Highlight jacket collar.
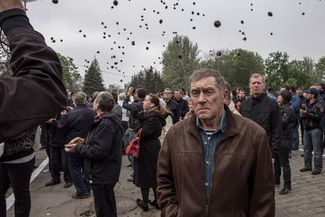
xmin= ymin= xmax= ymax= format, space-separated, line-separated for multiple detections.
xmin=186 ymin=105 xmax=240 ymax=142
xmin=252 ymin=92 xmax=266 ymax=102
xmin=195 ymin=109 xmax=227 ymax=134
xmin=94 ymin=112 xmax=108 ymax=123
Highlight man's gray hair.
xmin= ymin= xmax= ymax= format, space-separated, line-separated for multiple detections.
xmin=189 ymin=69 xmax=226 ymax=91
xmin=74 ymin=91 xmax=87 ymax=106
xmin=224 ymin=81 xmax=231 ymax=99
xmin=95 ymin=92 xmax=115 ymax=112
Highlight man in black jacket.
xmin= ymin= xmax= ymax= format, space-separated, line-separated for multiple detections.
xmin=276 ymin=90 xmax=296 ymax=194
xmin=163 ymin=88 xmax=180 ymax=124
xmin=59 ymin=92 xmax=96 ymax=198
xmin=240 ymin=73 xmax=281 ymax=184
xmin=45 ymin=109 xmax=72 ymax=188
xmin=65 ymin=92 xmax=123 ymax=217
xmin=299 ymin=88 xmax=324 ymax=175
xmin=123 ymin=87 xmax=145 ymax=179
xmin=174 ymin=89 xmax=189 ymax=120
xmin=123 ymin=87 xmax=146 ymax=134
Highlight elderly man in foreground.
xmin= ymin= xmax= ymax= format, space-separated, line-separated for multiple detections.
xmin=157 ymin=69 xmax=275 ymax=217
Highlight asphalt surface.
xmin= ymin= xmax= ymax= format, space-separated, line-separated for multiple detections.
xmin=5 ymin=148 xmax=325 ymax=217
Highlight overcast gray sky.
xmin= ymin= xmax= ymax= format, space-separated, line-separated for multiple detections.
xmin=25 ymin=0 xmax=325 ymax=86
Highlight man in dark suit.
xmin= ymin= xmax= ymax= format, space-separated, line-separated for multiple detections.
xmin=56 ymin=92 xmax=96 ymax=199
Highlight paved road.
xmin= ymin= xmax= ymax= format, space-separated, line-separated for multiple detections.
xmin=275 ymin=150 xmax=325 ymax=217
xmin=6 ymin=149 xmax=325 ymax=217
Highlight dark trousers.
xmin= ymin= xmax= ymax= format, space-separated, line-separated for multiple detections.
xmin=0 ymin=158 xmax=35 ymax=217
xmin=92 ymin=184 xmax=117 ymax=217
xmin=69 ymin=156 xmax=90 ymax=195
xmin=304 ymin=128 xmax=323 ymax=172
xmin=274 ymin=152 xmax=280 ymax=182
xmin=50 ymin=146 xmax=71 ymax=183
xmin=292 ymin=120 xmax=299 ymax=150
xmin=275 ymin=140 xmax=291 ymax=188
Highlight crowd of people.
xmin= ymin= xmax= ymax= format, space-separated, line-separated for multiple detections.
xmin=38 ymin=72 xmax=325 ymax=216
xmin=1 ymin=1 xmax=325 ymax=217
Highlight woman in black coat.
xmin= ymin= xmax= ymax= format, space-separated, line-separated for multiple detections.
xmin=134 ymin=94 xmax=168 ymax=211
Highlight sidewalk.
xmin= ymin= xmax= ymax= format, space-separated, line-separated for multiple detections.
xmin=6 ymin=149 xmax=325 ymax=217
xmin=6 ymin=151 xmax=160 ymax=217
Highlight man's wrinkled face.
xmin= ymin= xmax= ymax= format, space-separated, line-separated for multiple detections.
xmin=249 ymin=76 xmax=265 ymax=97
xmin=190 ymin=76 xmax=225 ymax=122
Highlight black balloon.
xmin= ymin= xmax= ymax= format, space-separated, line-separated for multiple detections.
xmin=113 ymin=0 xmax=118 ymax=6
xmin=52 ymin=0 xmax=58 ymax=4
xmin=268 ymin=11 xmax=273 ymax=17
xmin=214 ymin=20 xmax=221 ymax=28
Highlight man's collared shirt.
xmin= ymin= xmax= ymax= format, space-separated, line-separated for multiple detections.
xmin=196 ymin=109 xmax=227 ymax=204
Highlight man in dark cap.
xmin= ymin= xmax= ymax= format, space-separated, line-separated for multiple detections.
xmin=300 ymin=87 xmax=324 ymax=175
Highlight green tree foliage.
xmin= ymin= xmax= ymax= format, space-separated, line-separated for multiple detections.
xmin=315 ymin=57 xmax=325 ymax=82
xmin=162 ymin=35 xmax=200 ymax=89
xmin=265 ymin=52 xmax=291 ymax=90
xmin=57 ymin=53 xmax=83 ymax=93
xmin=129 ymin=66 xmax=164 ymax=93
xmin=83 ymin=58 xmax=105 ymax=96
xmin=200 ymin=49 xmax=264 ymax=89
xmin=266 ymin=52 xmax=320 ymax=90
xmin=287 ymin=60 xmax=315 ymax=89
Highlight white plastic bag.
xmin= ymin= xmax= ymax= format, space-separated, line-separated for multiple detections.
xmin=0 ymin=142 xmax=4 ymax=158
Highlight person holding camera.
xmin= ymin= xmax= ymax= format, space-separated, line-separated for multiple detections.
xmin=300 ymin=87 xmax=324 ymax=175
xmin=122 ymin=87 xmax=146 ymax=179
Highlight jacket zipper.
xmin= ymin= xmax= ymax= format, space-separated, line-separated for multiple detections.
xmin=205 ymin=136 xmax=211 ymax=217
xmin=206 ymin=139 xmax=223 ymax=217
xmin=205 ymin=205 xmax=209 ymax=216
